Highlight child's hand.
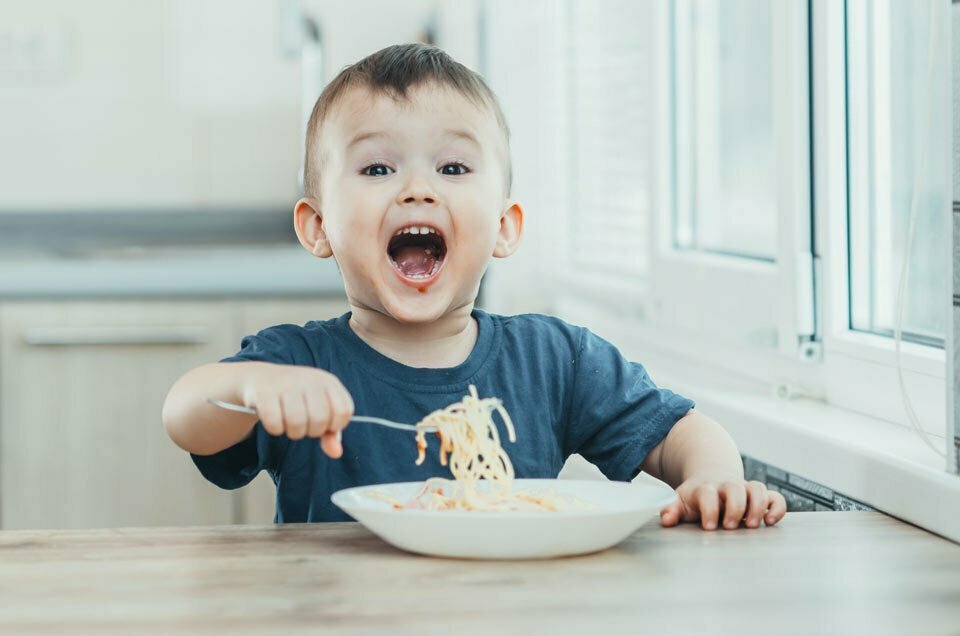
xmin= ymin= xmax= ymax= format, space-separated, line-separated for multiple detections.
xmin=242 ymin=363 xmax=354 ymax=458
xmin=659 ymin=477 xmax=787 ymax=530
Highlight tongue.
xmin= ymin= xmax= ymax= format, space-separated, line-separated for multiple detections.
xmin=394 ymin=246 xmax=438 ymax=277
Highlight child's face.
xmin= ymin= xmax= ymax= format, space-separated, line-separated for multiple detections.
xmin=301 ymin=83 xmax=520 ymax=324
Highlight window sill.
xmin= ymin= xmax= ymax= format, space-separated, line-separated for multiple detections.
xmin=554 ymin=298 xmax=957 ymax=541
xmin=650 ymin=363 xmax=960 ymax=543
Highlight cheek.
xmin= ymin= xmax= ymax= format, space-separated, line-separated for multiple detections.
xmin=452 ymin=218 xmax=500 ymax=262
xmin=333 ymin=229 xmax=382 ymax=269
xmin=474 ymin=201 xmax=507 ymax=245
xmin=326 ymin=197 xmax=382 ymax=252
xmin=448 ymin=187 xmax=502 ymax=233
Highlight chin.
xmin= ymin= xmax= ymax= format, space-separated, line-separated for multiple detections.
xmin=382 ymin=298 xmax=453 ymax=325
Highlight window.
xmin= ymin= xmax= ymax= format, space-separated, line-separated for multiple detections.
xmin=816 ymin=0 xmax=948 ymax=442
xmin=646 ymin=0 xmax=811 ymax=352
xmin=846 ymin=0 xmax=949 ymax=347
xmin=480 ymin=0 xmax=951 ymax=455
xmin=672 ymin=0 xmax=778 ymax=261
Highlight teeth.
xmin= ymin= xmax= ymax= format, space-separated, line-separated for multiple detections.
xmin=395 ymin=226 xmax=438 ymax=236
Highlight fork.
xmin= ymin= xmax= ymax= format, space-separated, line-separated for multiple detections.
xmin=206 ymin=398 xmax=436 ymax=433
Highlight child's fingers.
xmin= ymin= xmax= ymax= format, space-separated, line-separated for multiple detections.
xmin=257 ymin=397 xmax=285 ymax=436
xmin=320 ymin=430 xmax=343 ymax=459
xmin=743 ymin=481 xmax=769 ymax=528
xmin=668 ymin=480 xmax=786 ymax=531
xmin=719 ymin=482 xmax=747 ymax=530
xmin=659 ymin=498 xmax=684 ymax=527
xmin=764 ymin=490 xmax=788 ymax=526
xmin=695 ymin=484 xmax=720 ymax=530
xmin=303 ymin=389 xmax=330 ymax=439
xmin=280 ymin=392 xmax=308 ymax=440
xmin=325 ymin=383 xmax=354 ymax=433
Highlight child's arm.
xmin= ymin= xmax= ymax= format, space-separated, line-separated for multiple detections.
xmin=162 ymin=361 xmax=354 ymax=459
xmin=640 ymin=409 xmax=787 ymax=530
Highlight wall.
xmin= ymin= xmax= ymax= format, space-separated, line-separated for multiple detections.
xmin=301 ymin=0 xmax=477 ymax=76
xmin=0 ymin=0 xmax=469 ymax=213
xmin=0 ymin=0 xmax=302 ymax=210
xmin=475 ymin=0 xmax=571 ymax=316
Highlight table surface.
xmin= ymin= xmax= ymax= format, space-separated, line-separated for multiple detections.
xmin=1 ymin=512 xmax=958 ymax=636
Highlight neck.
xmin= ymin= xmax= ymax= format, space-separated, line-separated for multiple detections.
xmin=348 ymin=302 xmax=479 ymax=368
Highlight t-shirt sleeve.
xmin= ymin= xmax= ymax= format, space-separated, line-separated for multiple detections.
xmin=565 ymin=327 xmax=695 ymax=482
xmin=190 ymin=423 xmax=282 ymax=490
xmin=189 ymin=327 xmax=296 ymax=490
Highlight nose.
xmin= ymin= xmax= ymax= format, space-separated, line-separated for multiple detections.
xmin=396 ymin=172 xmax=437 ymax=206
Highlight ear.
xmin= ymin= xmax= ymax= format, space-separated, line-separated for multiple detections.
xmin=492 ymin=201 xmax=523 ymax=258
xmin=293 ymin=197 xmax=333 ymax=258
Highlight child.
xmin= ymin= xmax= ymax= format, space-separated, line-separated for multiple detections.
xmin=163 ymin=43 xmax=786 ymax=531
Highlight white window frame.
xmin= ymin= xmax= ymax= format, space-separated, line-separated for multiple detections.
xmin=646 ymin=0 xmax=949 ymax=444
xmin=565 ymin=0 xmax=948 ymax=446
xmin=557 ymin=0 xmax=815 ymax=395
xmin=815 ymin=0 xmax=946 ymax=440
xmin=496 ymin=0 xmax=950 ymax=456
xmin=636 ymin=0 xmax=815 ymax=369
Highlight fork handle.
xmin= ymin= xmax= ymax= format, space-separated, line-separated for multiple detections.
xmin=349 ymin=416 xmax=419 ymax=432
xmin=205 ymin=399 xmax=429 ymax=432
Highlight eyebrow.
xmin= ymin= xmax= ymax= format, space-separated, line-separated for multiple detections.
xmin=346 ymin=130 xmax=392 ymax=150
xmin=345 ymin=129 xmax=482 ymax=151
xmin=442 ymin=129 xmax=482 ymax=150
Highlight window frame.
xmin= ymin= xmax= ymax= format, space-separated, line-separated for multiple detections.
xmin=814 ymin=0 xmax=946 ymax=440
xmin=645 ymin=0 xmax=815 ymax=361
xmin=484 ymin=0 xmax=950 ymax=456
xmin=644 ymin=0 xmax=948 ymax=443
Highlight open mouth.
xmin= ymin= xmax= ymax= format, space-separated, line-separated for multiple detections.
xmin=387 ymin=225 xmax=447 ymax=281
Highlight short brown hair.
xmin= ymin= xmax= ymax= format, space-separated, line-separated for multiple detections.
xmin=302 ymin=43 xmax=512 ymax=199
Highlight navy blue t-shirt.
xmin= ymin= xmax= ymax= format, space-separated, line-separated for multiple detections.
xmin=191 ymin=310 xmax=694 ymax=522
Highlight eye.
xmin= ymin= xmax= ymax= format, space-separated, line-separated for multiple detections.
xmin=362 ymin=163 xmax=393 ymax=177
xmin=439 ymin=162 xmax=470 ymax=176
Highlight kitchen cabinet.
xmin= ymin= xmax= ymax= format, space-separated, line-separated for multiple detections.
xmin=0 ymin=297 xmax=349 ymax=530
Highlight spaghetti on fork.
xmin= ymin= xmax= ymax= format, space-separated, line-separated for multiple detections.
xmin=373 ymin=385 xmax=566 ymax=512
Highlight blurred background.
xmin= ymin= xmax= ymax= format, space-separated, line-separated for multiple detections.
xmin=0 ymin=0 xmax=954 ymax=531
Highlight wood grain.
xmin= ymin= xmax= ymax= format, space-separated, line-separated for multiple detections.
xmin=1 ymin=512 xmax=958 ymax=635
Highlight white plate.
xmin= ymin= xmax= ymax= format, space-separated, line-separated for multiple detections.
xmin=331 ymin=478 xmax=677 ymax=560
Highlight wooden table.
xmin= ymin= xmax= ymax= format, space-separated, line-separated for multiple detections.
xmin=1 ymin=512 xmax=957 ymax=635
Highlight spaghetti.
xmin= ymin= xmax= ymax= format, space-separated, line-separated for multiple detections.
xmin=373 ymin=385 xmax=568 ymax=512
